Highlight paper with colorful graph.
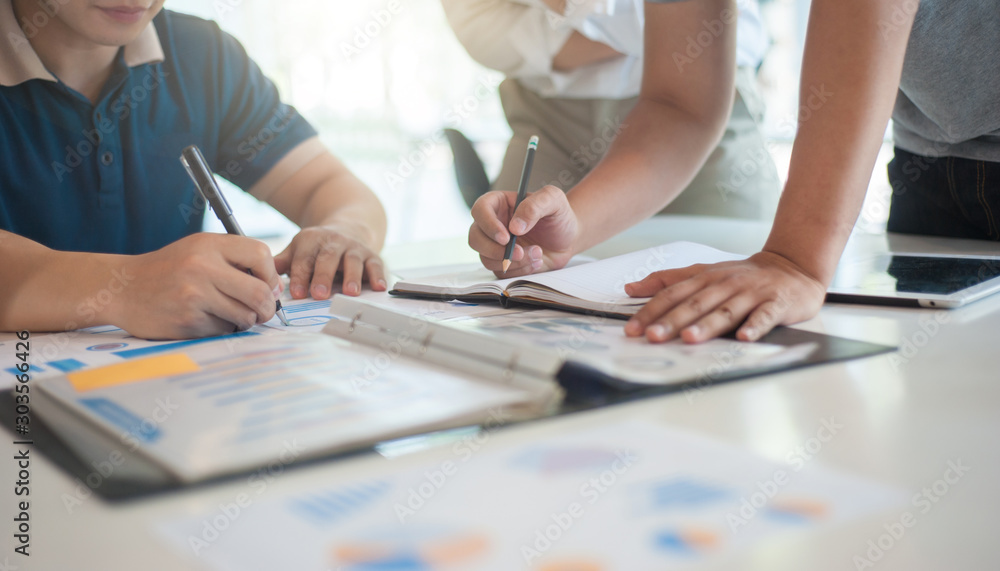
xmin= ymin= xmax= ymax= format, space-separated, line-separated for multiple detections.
xmin=156 ymin=421 xmax=905 ymax=570
xmin=0 ymin=292 xmax=508 ymax=390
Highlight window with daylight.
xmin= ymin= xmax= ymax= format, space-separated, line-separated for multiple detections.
xmin=164 ymin=0 xmax=893 ymax=243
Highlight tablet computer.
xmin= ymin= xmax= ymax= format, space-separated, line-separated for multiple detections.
xmin=826 ymin=253 xmax=1000 ymax=308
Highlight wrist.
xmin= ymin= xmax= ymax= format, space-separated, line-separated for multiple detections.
xmin=67 ymin=252 xmax=135 ymax=330
xmin=564 ymin=192 xmax=596 ymax=256
xmin=760 ymin=240 xmax=836 ymax=287
xmin=317 ymin=217 xmax=381 ymax=251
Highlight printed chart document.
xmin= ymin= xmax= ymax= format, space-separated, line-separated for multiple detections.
xmin=0 ymin=296 xmax=338 ymax=388
xmin=447 ymin=309 xmax=820 ymax=385
xmin=389 ymin=241 xmax=744 ymax=317
xmin=323 ymin=298 xmax=891 ymax=395
xmin=0 ymin=294 xmax=517 ymax=390
xmin=157 ymin=421 xmax=906 ymax=571
xmin=32 ymin=333 xmax=561 ymax=485
xmin=20 ymin=294 xmax=894 ymax=490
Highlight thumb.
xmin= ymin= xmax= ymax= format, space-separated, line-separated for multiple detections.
xmin=624 ymin=272 xmax=671 ymax=298
xmin=471 ymin=191 xmax=517 ymax=245
xmin=625 ymin=265 xmax=706 ymax=297
xmin=273 ymin=244 xmax=292 ymax=275
xmin=509 ymin=185 xmax=567 ymax=236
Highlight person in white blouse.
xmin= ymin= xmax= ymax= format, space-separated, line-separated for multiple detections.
xmin=441 ymin=0 xmax=778 ymax=219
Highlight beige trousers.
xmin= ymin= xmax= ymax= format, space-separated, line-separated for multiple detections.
xmin=493 ymin=67 xmax=781 ymax=220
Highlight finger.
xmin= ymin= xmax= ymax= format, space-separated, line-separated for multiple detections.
xmin=509 ymin=185 xmax=567 ymax=236
xmin=680 ymin=293 xmax=759 ymax=344
xmin=737 ymin=299 xmax=787 ymax=342
xmin=205 ymin=290 xmax=269 ymax=331
xmin=273 ymin=243 xmax=293 ymax=276
xmin=468 ymin=225 xmax=522 ymax=262
xmin=481 ymin=252 xmax=536 ymax=277
xmin=287 ymin=243 xmax=319 ymax=299
xmin=470 ymin=191 xmax=515 ymax=246
xmin=338 ymin=249 xmax=366 ymax=296
xmin=624 ymin=276 xmax=708 ymax=337
xmin=221 ymin=236 xmax=281 ymax=292
xmin=644 ymin=283 xmax=735 ymax=343
xmin=365 ymin=257 xmax=387 ymax=291
xmin=476 ymin=241 xmax=534 ymax=274
xmin=175 ymin=313 xmax=234 ymax=340
xmin=308 ymin=243 xmax=345 ymax=300
xmin=624 ymin=265 xmax=707 ymax=297
xmin=479 ymin=252 xmax=528 ymax=274
xmin=214 ymin=269 xmax=278 ymax=324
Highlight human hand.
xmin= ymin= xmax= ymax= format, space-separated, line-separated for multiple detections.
xmin=623 ymin=251 xmax=827 ymax=343
xmin=274 ymin=223 xmax=387 ymax=300
xmin=112 ymin=234 xmax=282 ymax=339
xmin=469 ymin=186 xmax=580 ymax=277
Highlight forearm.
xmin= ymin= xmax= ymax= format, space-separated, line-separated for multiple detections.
xmin=567 ymin=97 xmax=732 ymax=252
xmin=307 ymin=175 xmax=387 ymax=252
xmin=0 ymin=232 xmax=127 ymax=332
xmin=564 ymin=0 xmax=737 ymax=253
xmin=763 ymin=0 xmax=915 ymax=285
xmin=269 ymin=153 xmax=387 ymax=252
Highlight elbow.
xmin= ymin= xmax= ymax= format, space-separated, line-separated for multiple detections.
xmin=687 ymin=87 xmax=735 ymax=148
xmin=704 ymin=95 xmax=734 ymax=149
xmin=643 ymin=89 xmax=734 ymax=150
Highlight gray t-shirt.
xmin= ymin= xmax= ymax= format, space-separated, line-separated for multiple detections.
xmin=893 ymin=0 xmax=1000 ymax=161
xmin=647 ymin=0 xmax=1000 ymax=161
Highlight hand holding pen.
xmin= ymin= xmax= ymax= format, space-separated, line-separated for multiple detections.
xmin=181 ymin=145 xmax=291 ymax=327
xmin=467 ymin=136 xmax=581 ymax=277
xmin=502 ymin=136 xmax=539 ymax=273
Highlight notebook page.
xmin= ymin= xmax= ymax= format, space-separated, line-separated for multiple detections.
xmin=392 ymin=257 xmax=598 ymax=296
xmin=393 ymin=265 xmax=516 ymax=295
xmin=512 ymin=242 xmax=744 ymax=305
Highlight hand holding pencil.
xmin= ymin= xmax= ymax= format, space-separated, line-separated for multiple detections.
xmin=502 ymin=136 xmax=539 ymax=273
xmin=467 ymin=137 xmax=581 ymax=278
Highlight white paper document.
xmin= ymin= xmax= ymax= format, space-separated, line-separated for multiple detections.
xmin=35 ymin=333 xmax=543 ymax=483
xmin=0 ymin=297 xmax=338 ymax=389
xmin=157 ymin=421 xmax=905 ymax=570
xmin=448 ymin=310 xmax=816 ymax=385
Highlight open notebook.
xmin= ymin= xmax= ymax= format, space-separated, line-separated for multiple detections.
xmin=389 ymin=241 xmax=744 ymax=318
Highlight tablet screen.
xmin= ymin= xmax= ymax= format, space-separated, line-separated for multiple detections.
xmin=830 ymin=255 xmax=1000 ymax=296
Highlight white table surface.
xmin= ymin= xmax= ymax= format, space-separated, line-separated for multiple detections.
xmin=3 ymin=215 xmax=999 ymax=570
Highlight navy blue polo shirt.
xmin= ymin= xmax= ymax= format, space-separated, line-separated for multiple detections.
xmin=0 ymin=10 xmax=317 ymax=255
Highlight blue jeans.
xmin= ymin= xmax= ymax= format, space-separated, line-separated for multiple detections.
xmin=887 ymin=147 xmax=1000 ymax=240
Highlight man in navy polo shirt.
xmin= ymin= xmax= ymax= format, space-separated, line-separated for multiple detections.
xmin=0 ymin=0 xmax=388 ymax=339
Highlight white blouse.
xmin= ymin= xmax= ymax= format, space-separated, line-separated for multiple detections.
xmin=441 ymin=0 xmax=768 ymax=99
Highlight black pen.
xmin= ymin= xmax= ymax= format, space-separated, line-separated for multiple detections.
xmin=180 ymin=145 xmax=290 ymax=327
xmin=502 ymin=135 xmax=539 ymax=274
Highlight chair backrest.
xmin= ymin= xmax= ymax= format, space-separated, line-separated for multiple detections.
xmin=443 ymin=128 xmax=491 ymax=209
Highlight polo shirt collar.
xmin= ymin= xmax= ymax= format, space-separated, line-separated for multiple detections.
xmin=0 ymin=0 xmax=165 ymax=87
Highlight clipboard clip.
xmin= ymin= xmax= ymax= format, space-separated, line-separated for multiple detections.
xmin=347 ymin=311 xmax=363 ymax=334
xmin=419 ymin=332 xmax=435 ymax=355
xmin=503 ymin=352 xmax=520 ymax=382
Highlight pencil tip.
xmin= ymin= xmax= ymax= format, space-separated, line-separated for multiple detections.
xmin=501 ymin=260 xmax=511 ymax=274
